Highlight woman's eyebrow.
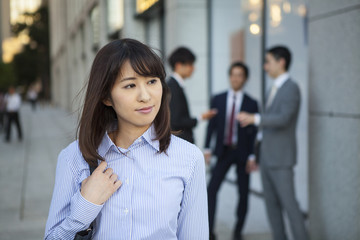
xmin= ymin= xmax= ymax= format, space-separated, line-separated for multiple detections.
xmin=120 ymin=77 xmax=137 ymax=82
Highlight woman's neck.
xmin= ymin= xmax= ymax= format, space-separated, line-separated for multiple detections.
xmin=111 ymin=124 xmax=150 ymax=149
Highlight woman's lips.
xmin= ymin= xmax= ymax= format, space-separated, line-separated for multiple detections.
xmin=136 ymin=106 xmax=153 ymax=114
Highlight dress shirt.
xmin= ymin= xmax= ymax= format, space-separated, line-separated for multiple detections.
xmin=224 ymin=89 xmax=243 ymax=145
xmin=254 ymin=72 xmax=290 ymax=126
xmin=204 ymin=89 xmax=255 ymax=161
xmin=45 ymin=125 xmax=209 ymax=240
xmin=172 ymin=72 xmax=185 ymax=88
xmin=6 ymin=93 xmax=21 ymax=112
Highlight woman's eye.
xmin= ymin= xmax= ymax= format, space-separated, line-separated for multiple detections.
xmin=124 ymin=84 xmax=136 ymax=89
xmin=148 ymin=79 xmax=157 ymax=85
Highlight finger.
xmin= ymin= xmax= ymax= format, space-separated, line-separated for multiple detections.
xmin=96 ymin=161 xmax=108 ymax=172
xmin=110 ymin=173 xmax=118 ymax=182
xmin=104 ymin=168 xmax=113 ymax=176
xmin=114 ymin=180 xmax=122 ymax=190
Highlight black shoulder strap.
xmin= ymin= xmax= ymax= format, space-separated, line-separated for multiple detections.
xmin=88 ymin=162 xmax=98 ymax=231
xmin=89 ymin=165 xmax=97 ymax=175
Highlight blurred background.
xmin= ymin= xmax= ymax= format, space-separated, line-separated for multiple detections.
xmin=0 ymin=0 xmax=359 ymax=239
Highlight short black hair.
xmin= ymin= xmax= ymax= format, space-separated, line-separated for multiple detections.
xmin=228 ymin=61 xmax=249 ymax=79
xmin=168 ymin=47 xmax=196 ymax=70
xmin=267 ymin=46 xmax=292 ymax=71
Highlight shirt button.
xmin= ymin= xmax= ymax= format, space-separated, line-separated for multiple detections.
xmin=125 ymin=178 xmax=129 ymax=184
xmin=124 ymin=208 xmax=129 ymax=214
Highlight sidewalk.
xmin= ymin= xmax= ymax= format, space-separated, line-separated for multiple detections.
xmin=0 ymin=104 xmax=77 ymax=240
xmin=0 ymin=103 xmax=272 ymax=240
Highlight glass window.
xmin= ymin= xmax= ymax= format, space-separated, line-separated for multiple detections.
xmin=90 ymin=5 xmax=100 ymax=49
xmin=107 ymin=0 xmax=124 ymax=34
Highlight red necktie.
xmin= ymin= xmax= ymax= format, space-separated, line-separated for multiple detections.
xmin=227 ymin=96 xmax=236 ymax=146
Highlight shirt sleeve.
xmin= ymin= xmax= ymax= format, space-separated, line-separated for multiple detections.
xmin=254 ymin=113 xmax=261 ymax=126
xmin=44 ymin=148 xmax=103 ymax=240
xmin=177 ymin=148 xmax=209 ymax=240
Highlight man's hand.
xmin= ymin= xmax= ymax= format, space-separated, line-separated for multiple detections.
xmin=237 ymin=112 xmax=255 ymax=127
xmin=81 ymin=161 xmax=122 ymax=205
xmin=204 ymin=151 xmax=212 ymax=165
xmin=246 ymin=160 xmax=258 ymax=173
xmin=201 ymin=109 xmax=218 ymax=120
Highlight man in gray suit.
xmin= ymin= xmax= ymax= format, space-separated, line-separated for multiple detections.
xmin=238 ymin=46 xmax=308 ymax=240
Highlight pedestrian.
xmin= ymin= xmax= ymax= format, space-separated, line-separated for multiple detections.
xmin=0 ymin=91 xmax=6 ymax=132
xmin=27 ymin=86 xmax=38 ymax=111
xmin=45 ymin=38 xmax=209 ymax=240
xmin=238 ymin=46 xmax=309 ymax=240
xmin=167 ymin=47 xmax=217 ymax=144
xmin=205 ymin=62 xmax=259 ymax=240
xmin=4 ymin=86 xmax=23 ymax=142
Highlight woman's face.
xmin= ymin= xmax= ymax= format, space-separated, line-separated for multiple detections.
xmin=104 ymin=61 xmax=163 ymax=132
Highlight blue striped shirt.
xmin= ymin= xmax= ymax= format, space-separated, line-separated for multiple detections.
xmin=45 ymin=125 xmax=209 ymax=239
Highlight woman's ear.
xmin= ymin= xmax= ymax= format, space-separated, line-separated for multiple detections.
xmin=103 ymin=98 xmax=112 ymax=107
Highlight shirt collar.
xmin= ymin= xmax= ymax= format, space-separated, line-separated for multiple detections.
xmin=273 ymin=72 xmax=290 ymax=88
xmin=97 ymin=124 xmax=160 ymax=158
xmin=172 ymin=72 xmax=185 ymax=88
xmin=97 ymin=132 xmax=115 ymax=158
xmin=228 ymin=89 xmax=243 ymax=99
xmin=141 ymin=125 xmax=160 ymax=152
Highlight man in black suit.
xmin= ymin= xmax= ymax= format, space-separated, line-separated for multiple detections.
xmin=167 ymin=47 xmax=217 ymax=143
xmin=205 ymin=62 xmax=258 ymax=240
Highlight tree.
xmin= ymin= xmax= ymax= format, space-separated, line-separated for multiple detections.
xmin=12 ymin=5 xmax=50 ymax=99
xmin=0 ymin=61 xmax=16 ymax=92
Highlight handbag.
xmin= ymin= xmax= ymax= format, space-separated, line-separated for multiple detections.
xmin=74 ymin=164 xmax=97 ymax=240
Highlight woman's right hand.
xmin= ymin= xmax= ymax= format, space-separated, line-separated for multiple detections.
xmin=80 ymin=161 xmax=122 ymax=205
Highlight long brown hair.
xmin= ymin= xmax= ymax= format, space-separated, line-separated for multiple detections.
xmin=77 ymin=38 xmax=171 ymax=166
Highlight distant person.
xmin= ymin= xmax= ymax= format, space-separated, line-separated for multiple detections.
xmin=4 ymin=86 xmax=23 ymax=142
xmin=238 ymin=46 xmax=309 ymax=240
xmin=27 ymin=87 xmax=38 ymax=111
xmin=167 ymin=47 xmax=217 ymax=144
xmin=205 ymin=62 xmax=258 ymax=240
xmin=0 ymin=91 xmax=6 ymax=132
xmin=45 ymin=39 xmax=209 ymax=239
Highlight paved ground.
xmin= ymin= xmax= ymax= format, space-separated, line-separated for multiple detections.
xmin=0 ymin=103 xmax=273 ymax=240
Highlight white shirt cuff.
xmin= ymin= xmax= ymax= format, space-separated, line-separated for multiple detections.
xmin=248 ymin=154 xmax=256 ymax=161
xmin=254 ymin=114 xmax=261 ymax=126
xmin=203 ymin=148 xmax=212 ymax=154
xmin=70 ymin=190 xmax=103 ymax=225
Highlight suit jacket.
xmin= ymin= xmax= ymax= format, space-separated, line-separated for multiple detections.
xmin=167 ymin=77 xmax=197 ymax=143
xmin=205 ymin=91 xmax=258 ymax=161
xmin=260 ymin=79 xmax=300 ymax=168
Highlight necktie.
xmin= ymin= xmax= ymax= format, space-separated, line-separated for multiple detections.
xmin=266 ymin=84 xmax=277 ymax=109
xmin=227 ymin=96 xmax=236 ymax=146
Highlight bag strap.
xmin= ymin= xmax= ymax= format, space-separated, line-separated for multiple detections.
xmin=87 ymin=163 xmax=98 ymax=231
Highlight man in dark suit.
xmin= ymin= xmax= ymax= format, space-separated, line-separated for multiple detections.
xmin=167 ymin=47 xmax=217 ymax=143
xmin=205 ymin=62 xmax=258 ymax=240
xmin=238 ymin=46 xmax=309 ymax=240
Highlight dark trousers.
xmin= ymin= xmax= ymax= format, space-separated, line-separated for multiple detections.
xmin=0 ymin=111 xmax=4 ymax=130
xmin=5 ymin=111 xmax=22 ymax=141
xmin=207 ymin=147 xmax=250 ymax=234
xmin=29 ymin=99 xmax=37 ymax=111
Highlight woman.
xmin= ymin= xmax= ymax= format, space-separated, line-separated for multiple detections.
xmin=45 ymin=39 xmax=208 ymax=239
